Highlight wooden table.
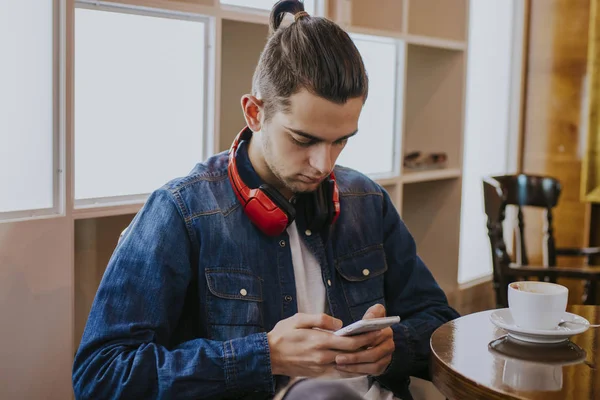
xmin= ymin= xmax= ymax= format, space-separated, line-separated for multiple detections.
xmin=431 ymin=305 xmax=599 ymax=399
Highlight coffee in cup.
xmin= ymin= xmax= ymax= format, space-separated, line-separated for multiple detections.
xmin=508 ymin=281 xmax=568 ymax=330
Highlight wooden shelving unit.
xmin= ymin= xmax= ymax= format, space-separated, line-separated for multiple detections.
xmin=0 ymin=0 xmax=471 ymax=397
xmin=402 ymin=168 xmax=462 ymax=184
xmin=72 ymin=0 xmax=470 ymax=369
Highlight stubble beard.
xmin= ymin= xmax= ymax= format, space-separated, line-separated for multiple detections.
xmin=261 ymin=132 xmax=310 ymax=195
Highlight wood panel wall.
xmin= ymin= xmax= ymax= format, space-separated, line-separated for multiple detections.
xmin=521 ymin=0 xmax=592 ymax=303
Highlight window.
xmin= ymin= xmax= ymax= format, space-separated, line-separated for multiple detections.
xmin=220 ymin=0 xmax=316 ymax=15
xmin=0 ymin=0 xmax=56 ymax=215
xmin=74 ymin=6 xmax=209 ymax=204
xmin=458 ymin=0 xmax=517 ymax=284
xmin=336 ymin=34 xmax=401 ymax=177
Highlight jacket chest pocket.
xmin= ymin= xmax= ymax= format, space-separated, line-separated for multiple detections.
xmin=335 ymin=245 xmax=388 ymax=321
xmin=205 ymin=269 xmax=264 ymax=340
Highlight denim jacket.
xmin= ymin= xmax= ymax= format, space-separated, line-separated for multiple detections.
xmin=72 ymin=136 xmax=459 ymax=400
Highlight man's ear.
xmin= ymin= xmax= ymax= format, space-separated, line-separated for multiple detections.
xmin=241 ymin=95 xmax=264 ymax=132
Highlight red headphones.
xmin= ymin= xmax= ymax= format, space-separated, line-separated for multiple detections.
xmin=228 ymin=127 xmax=340 ymax=236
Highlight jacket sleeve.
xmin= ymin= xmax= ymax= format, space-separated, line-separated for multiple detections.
xmin=72 ymin=189 xmax=274 ymax=399
xmin=374 ymin=190 xmax=460 ymax=391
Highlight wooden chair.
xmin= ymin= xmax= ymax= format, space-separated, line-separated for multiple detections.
xmin=483 ymin=174 xmax=600 ymax=307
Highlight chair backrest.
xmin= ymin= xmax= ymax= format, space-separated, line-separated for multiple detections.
xmin=482 ymin=177 xmax=512 ymax=307
xmin=491 ymin=174 xmax=562 ymax=266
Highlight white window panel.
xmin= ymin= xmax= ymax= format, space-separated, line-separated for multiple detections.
xmin=220 ymin=0 xmax=315 ymax=14
xmin=336 ymin=35 xmax=400 ymax=177
xmin=0 ymin=1 xmax=54 ymax=213
xmin=458 ymin=0 xmax=516 ymax=284
xmin=74 ymin=7 xmax=207 ymax=202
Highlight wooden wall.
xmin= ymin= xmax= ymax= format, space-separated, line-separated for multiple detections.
xmin=521 ymin=0 xmax=592 ymax=302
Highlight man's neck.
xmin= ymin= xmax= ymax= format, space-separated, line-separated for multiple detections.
xmin=247 ymin=134 xmax=294 ymax=199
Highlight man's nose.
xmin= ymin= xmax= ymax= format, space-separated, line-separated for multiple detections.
xmin=309 ymin=144 xmax=333 ymax=175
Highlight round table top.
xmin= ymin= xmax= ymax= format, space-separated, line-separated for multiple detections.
xmin=431 ymin=305 xmax=599 ymax=400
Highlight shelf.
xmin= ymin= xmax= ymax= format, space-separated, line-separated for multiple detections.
xmin=402 ymin=168 xmax=462 ymax=184
xmin=407 ymin=0 xmax=467 ymax=42
xmin=404 ymin=44 xmax=466 ymax=171
xmin=219 ymin=5 xmax=269 ymax=25
xmin=177 ymin=0 xmax=214 ymax=5
xmin=375 ymin=176 xmax=401 ymax=187
xmin=346 ymin=26 xmax=402 ymax=40
xmin=405 ymin=34 xmax=466 ymax=51
xmin=73 ymin=203 xmax=143 ymax=220
xmin=342 ymin=29 xmax=467 ymax=52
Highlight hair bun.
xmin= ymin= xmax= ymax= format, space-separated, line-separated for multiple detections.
xmin=270 ymin=0 xmax=306 ymax=33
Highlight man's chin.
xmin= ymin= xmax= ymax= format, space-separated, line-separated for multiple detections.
xmin=287 ymin=180 xmax=322 ymax=194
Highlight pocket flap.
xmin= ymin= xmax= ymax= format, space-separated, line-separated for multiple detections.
xmin=205 ymin=269 xmax=263 ymax=302
xmin=335 ymin=245 xmax=388 ymax=281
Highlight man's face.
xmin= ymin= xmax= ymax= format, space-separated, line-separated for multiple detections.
xmin=260 ymin=90 xmax=363 ymax=194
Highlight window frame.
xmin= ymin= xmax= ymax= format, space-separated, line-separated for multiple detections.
xmin=342 ymin=32 xmax=404 ymax=180
xmin=73 ymin=0 xmax=216 ymax=210
xmin=219 ymin=0 xmax=318 ymax=16
xmin=0 ymin=0 xmax=66 ymax=223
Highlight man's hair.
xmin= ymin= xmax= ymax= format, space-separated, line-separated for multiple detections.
xmin=252 ymin=0 xmax=369 ymax=120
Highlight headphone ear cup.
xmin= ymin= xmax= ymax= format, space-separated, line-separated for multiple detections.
xmin=304 ymin=181 xmax=331 ymax=232
xmin=259 ymin=184 xmax=296 ymax=222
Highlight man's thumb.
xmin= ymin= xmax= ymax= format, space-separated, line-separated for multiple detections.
xmin=363 ymin=304 xmax=386 ymax=320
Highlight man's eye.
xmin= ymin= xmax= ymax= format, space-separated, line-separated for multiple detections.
xmin=334 ymin=138 xmax=349 ymax=146
xmin=292 ymin=137 xmax=313 ymax=147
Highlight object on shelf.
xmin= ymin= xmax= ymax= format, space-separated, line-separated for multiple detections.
xmin=403 ymin=151 xmax=448 ymax=171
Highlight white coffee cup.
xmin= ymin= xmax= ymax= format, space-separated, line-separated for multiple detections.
xmin=508 ymin=281 xmax=568 ymax=330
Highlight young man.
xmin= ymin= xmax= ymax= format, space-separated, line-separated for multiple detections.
xmin=72 ymin=1 xmax=459 ymax=399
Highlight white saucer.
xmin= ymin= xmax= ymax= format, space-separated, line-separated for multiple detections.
xmin=489 ymin=309 xmax=590 ymax=344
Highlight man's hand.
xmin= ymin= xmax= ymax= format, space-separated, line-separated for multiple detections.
xmin=334 ymin=304 xmax=395 ymax=376
xmin=267 ymin=313 xmax=382 ymax=378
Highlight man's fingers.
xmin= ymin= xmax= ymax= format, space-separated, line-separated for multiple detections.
xmin=334 ymin=339 xmax=394 ymax=365
xmin=292 ymin=313 xmax=343 ymax=331
xmin=368 ymin=327 xmax=393 ymax=348
xmin=310 ymin=350 xmax=340 ymax=366
xmin=335 ymin=355 xmax=393 ymax=376
xmin=362 ymin=304 xmax=386 ymax=320
xmin=323 ymin=330 xmax=382 ymax=351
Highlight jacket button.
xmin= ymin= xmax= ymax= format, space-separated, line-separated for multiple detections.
xmin=240 ymin=289 xmax=248 ymax=296
xmin=284 ymin=295 xmax=293 ymax=302
xmin=362 ymin=269 xmax=370 ymax=277
xmin=279 ymin=240 xmax=286 ymax=247
xmin=305 ymin=230 xmax=312 ymax=236
xmin=327 ymin=280 xmax=332 ymax=287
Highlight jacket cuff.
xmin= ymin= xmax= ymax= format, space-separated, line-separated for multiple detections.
xmin=223 ymin=332 xmax=275 ymax=394
xmin=375 ymin=323 xmax=417 ymax=388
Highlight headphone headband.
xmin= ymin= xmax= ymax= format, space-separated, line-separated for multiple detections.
xmin=228 ymin=127 xmax=340 ymax=236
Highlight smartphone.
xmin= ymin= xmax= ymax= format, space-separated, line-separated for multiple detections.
xmin=334 ymin=316 xmax=400 ymax=336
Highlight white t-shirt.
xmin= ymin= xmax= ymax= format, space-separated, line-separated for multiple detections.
xmin=286 ymin=222 xmax=397 ymax=400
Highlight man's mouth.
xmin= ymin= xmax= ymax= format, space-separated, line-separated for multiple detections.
xmin=299 ymin=175 xmax=324 ymax=184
